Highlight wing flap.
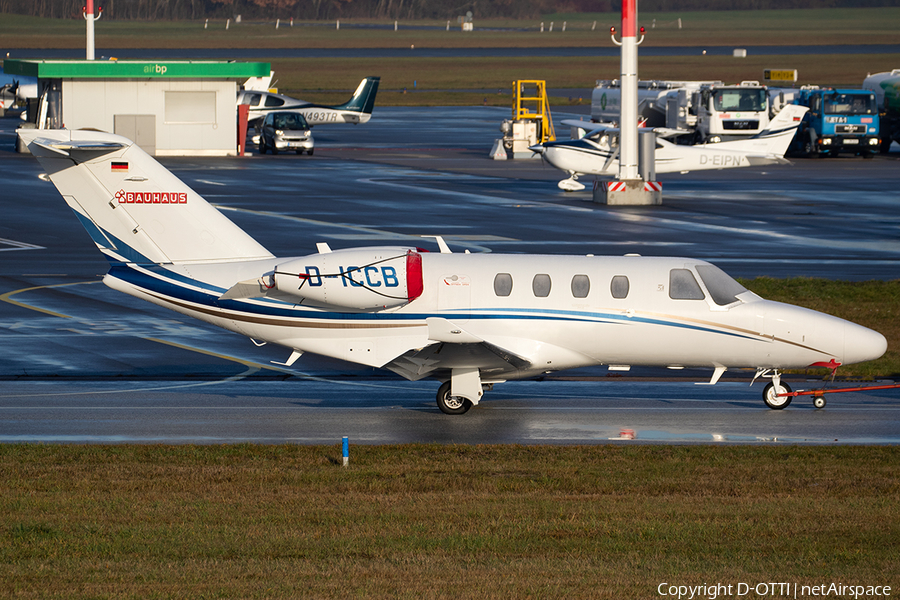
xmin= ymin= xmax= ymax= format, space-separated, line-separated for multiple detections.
xmin=385 ymin=318 xmax=532 ymax=381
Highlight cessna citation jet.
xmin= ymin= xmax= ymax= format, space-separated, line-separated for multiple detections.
xmin=237 ymin=77 xmax=379 ymax=126
xmin=20 ymin=129 xmax=886 ymax=414
xmin=532 ymin=104 xmax=808 ymax=191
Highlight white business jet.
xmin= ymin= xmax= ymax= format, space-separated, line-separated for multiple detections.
xmin=532 ymin=104 xmax=808 ymax=191
xmin=20 ymin=129 xmax=886 ymax=413
xmin=237 ymin=77 xmax=380 ymax=126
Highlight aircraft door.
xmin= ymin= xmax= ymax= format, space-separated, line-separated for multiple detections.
xmin=438 ymin=273 xmax=471 ymax=324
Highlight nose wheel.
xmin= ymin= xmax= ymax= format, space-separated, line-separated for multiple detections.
xmin=763 ymin=381 xmax=793 ymax=410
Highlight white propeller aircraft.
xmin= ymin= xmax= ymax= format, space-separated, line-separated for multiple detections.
xmin=0 ymin=67 xmax=38 ymax=116
xmin=532 ymin=104 xmax=808 ymax=191
xmin=20 ymin=129 xmax=886 ymax=414
xmin=237 ymin=77 xmax=380 ymax=126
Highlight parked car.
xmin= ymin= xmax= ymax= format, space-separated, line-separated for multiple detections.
xmin=259 ymin=111 xmax=314 ymax=155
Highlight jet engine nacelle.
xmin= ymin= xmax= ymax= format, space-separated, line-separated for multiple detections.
xmin=273 ymin=247 xmax=424 ymax=310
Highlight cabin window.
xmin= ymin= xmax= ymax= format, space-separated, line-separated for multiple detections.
xmin=696 ymin=264 xmax=748 ymax=306
xmin=264 ymin=95 xmax=285 ymax=107
xmin=571 ymin=274 xmax=590 ymax=298
xmin=669 ymin=269 xmax=705 ymax=300
xmin=493 ymin=273 xmax=513 ymax=297
xmin=242 ymin=93 xmax=262 ymax=107
xmin=532 ymin=274 xmax=551 ymax=297
xmin=610 ymin=275 xmax=629 ymax=299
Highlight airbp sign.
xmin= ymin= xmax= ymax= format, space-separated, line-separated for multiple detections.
xmin=1 ymin=59 xmax=271 ymax=80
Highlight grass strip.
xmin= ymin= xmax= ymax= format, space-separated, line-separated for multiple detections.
xmin=2 ymin=9 xmax=900 ymax=48
xmin=264 ymin=52 xmax=900 ymax=105
xmin=2 ymin=444 xmax=898 ymax=598
xmin=3 ymin=9 xmax=900 ymax=98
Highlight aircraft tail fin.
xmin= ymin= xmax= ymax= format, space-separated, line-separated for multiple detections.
xmin=19 ymin=129 xmax=274 ymax=266
xmin=334 ymin=77 xmax=380 ymax=114
xmin=710 ymin=104 xmax=808 ymax=157
xmin=757 ymin=104 xmax=809 ymax=139
xmin=242 ymin=70 xmax=275 ymax=92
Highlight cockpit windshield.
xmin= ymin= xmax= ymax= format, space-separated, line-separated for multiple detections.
xmin=273 ymin=113 xmax=309 ymax=130
xmin=713 ymin=89 xmax=767 ymax=112
xmin=695 ymin=264 xmax=748 ymax=306
xmin=823 ymin=93 xmax=876 ymax=115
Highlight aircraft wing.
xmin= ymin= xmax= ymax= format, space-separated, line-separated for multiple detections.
xmin=559 ymin=119 xmax=689 ymax=140
xmin=384 ymin=317 xmax=532 ymax=381
xmin=561 ymin=118 xmax=605 ymax=129
xmin=652 ymin=127 xmax=694 ymax=139
xmin=560 ymin=119 xmax=614 ymax=137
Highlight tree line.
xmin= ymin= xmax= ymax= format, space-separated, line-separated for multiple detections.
xmin=1 ymin=0 xmax=897 ymax=21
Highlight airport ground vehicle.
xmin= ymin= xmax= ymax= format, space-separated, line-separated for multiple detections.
xmin=787 ymin=87 xmax=879 ymax=157
xmin=863 ymin=69 xmax=900 ymax=153
xmin=591 ymin=80 xmax=770 ymax=144
xmin=258 ymin=111 xmax=314 ymax=155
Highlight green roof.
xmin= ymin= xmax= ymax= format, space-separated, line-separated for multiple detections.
xmin=2 ymin=59 xmax=270 ymax=79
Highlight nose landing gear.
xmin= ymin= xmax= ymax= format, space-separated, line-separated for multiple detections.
xmin=763 ymin=380 xmax=793 ymax=410
xmin=755 ymin=368 xmax=793 ymax=410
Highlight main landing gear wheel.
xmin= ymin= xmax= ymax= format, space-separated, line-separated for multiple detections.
xmin=436 ymin=381 xmax=473 ymax=415
xmin=763 ymin=381 xmax=793 ymax=410
xmin=813 ymin=395 xmax=827 ymax=409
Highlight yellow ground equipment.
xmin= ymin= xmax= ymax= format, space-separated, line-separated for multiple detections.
xmin=493 ymin=80 xmax=556 ymax=159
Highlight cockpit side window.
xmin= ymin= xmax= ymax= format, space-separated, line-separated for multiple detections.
xmin=695 ymin=264 xmax=748 ymax=306
xmin=669 ymin=269 xmax=705 ymax=300
xmin=264 ymin=95 xmax=285 ymax=107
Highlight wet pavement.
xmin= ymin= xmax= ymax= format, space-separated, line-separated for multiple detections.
xmin=1 ymin=107 xmax=899 ymax=444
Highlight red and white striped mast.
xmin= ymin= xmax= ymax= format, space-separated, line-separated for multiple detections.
xmin=83 ymin=1 xmax=102 ymax=60
xmin=605 ymin=0 xmax=659 ymax=205
xmin=613 ymin=0 xmax=642 ymax=181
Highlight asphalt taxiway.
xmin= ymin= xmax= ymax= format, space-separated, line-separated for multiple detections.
xmin=1 ymin=108 xmax=899 ymax=444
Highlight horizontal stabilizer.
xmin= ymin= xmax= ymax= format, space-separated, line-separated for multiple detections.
xmin=32 ymin=139 xmax=126 ymax=157
xmin=745 ymin=155 xmax=791 ymax=166
xmin=20 ymin=129 xmax=274 ymax=265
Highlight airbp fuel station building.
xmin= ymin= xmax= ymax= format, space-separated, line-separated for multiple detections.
xmin=4 ymin=59 xmax=270 ymax=156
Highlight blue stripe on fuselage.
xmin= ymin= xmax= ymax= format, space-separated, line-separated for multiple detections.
xmin=106 ymin=264 xmax=756 ymax=341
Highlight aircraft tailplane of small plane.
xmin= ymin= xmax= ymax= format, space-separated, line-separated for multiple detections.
xmin=20 ymin=129 xmax=886 ymax=413
xmin=533 ymin=104 xmax=809 ymax=191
